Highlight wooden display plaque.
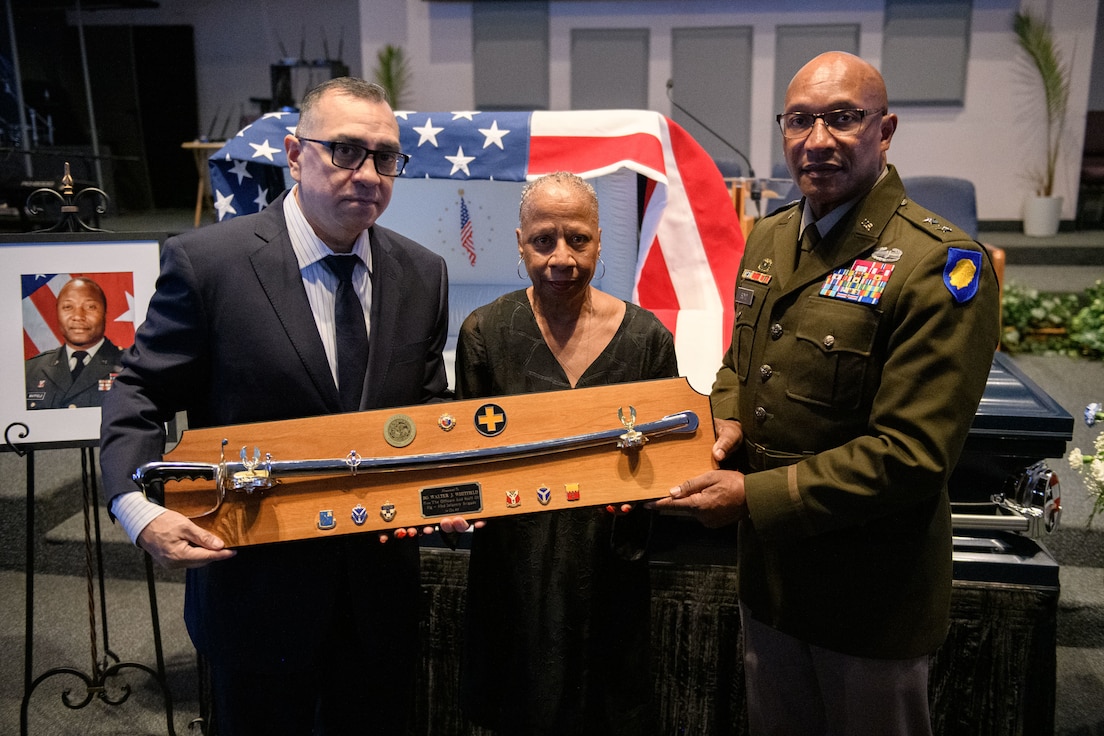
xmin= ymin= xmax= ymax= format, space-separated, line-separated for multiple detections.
xmin=137 ymin=377 xmax=716 ymax=547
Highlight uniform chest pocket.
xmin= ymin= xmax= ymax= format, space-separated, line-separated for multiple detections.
xmin=733 ymin=283 xmax=769 ymax=383
xmin=789 ymin=298 xmax=881 ymax=410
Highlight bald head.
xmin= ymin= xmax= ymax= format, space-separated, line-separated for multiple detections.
xmin=787 ymin=52 xmax=888 ymax=112
xmin=56 ymin=277 xmax=107 ymax=350
xmin=781 ymin=51 xmax=898 ymax=218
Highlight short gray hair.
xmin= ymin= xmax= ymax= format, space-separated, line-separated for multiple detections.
xmin=519 ymin=171 xmax=599 ymax=224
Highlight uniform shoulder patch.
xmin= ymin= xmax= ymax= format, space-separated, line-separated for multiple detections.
xmin=943 ymin=247 xmax=982 ymax=303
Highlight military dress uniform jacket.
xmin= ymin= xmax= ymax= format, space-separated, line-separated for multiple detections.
xmin=712 ymin=166 xmax=1000 ymax=659
xmin=25 ymin=338 xmax=124 ymax=409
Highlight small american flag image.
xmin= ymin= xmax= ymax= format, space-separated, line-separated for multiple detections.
xmin=459 ymin=190 xmax=477 ymax=266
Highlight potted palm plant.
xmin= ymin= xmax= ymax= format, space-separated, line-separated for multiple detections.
xmin=373 ymin=44 xmax=412 ymax=109
xmin=1013 ymin=10 xmax=1072 ymax=237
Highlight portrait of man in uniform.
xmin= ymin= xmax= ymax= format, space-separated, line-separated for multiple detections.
xmin=24 ymin=273 xmax=131 ymax=410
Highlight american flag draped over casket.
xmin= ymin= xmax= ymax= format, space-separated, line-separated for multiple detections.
xmin=208 ymin=109 xmax=744 ymax=382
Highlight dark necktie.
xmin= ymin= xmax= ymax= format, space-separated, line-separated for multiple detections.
xmin=800 ymin=224 xmax=821 ymax=252
xmin=323 ymin=255 xmax=368 ymax=411
xmin=70 ymin=350 xmax=88 ymax=381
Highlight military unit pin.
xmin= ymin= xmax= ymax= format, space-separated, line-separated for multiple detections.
xmin=474 ymin=403 xmax=507 ymax=437
xmin=351 ymin=504 xmax=368 ymax=526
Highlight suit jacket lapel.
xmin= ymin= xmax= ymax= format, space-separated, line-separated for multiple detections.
xmin=363 ymin=227 xmax=400 ymax=408
xmin=248 ymin=200 xmax=343 ymax=412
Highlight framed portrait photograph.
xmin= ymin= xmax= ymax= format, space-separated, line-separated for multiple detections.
xmin=0 ymin=232 xmax=163 ymax=449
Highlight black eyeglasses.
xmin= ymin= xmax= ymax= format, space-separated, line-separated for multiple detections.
xmin=297 ymin=137 xmax=410 ymax=176
xmin=776 ymin=108 xmax=887 ymax=139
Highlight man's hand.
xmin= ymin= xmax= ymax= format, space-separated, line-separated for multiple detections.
xmin=137 ymin=509 xmax=236 ymax=569
xmin=651 ymin=470 xmax=749 ymax=528
xmin=712 ymin=418 xmax=744 ymax=463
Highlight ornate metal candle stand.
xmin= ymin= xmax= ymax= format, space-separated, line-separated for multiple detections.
xmin=24 ymin=161 xmax=109 ymax=233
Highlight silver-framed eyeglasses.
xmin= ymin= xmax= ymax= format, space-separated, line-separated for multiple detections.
xmin=776 ymin=108 xmax=887 ymax=139
xmin=297 ymin=136 xmax=410 ymax=176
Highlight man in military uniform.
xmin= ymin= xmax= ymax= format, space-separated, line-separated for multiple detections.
xmin=657 ymin=52 xmax=1000 ymax=735
xmin=25 ymin=276 xmax=123 ymax=409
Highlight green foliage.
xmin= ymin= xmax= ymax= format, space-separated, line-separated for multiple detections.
xmin=1013 ymin=11 xmax=1072 ymax=197
xmin=1069 ymin=281 xmax=1104 ymax=357
xmin=373 ymin=45 xmax=412 ymax=108
xmin=1001 ymin=280 xmax=1104 ymax=358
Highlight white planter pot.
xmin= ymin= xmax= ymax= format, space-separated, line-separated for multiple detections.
xmin=1023 ymin=195 xmax=1063 ymax=237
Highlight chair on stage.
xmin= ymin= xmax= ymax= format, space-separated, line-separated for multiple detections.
xmin=902 ymin=175 xmax=1005 ymax=296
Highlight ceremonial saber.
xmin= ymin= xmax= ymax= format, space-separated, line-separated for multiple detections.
xmin=134 ymin=410 xmax=700 ymax=516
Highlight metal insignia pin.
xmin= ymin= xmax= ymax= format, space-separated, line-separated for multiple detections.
xmin=351 ymin=504 xmax=368 ymax=526
xmin=566 ymin=483 xmax=581 ymax=502
xmin=506 ymin=490 xmax=521 ymax=508
xmin=380 ymin=501 xmax=396 ymax=523
xmin=475 ymin=403 xmax=507 ymax=437
xmin=871 ymin=247 xmax=903 ymax=263
xmin=318 ymin=510 xmax=336 ymax=531
xmin=537 ymin=486 xmax=551 ymax=505
xmin=437 ymin=413 xmax=456 ymax=431
xmin=384 ymin=414 xmax=416 ymax=448
xmin=861 ymin=218 xmax=874 ymax=231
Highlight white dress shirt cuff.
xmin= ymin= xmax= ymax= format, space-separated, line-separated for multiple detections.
xmin=110 ymin=491 xmax=168 ymax=545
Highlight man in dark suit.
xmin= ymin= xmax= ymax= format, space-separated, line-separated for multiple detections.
xmin=100 ymin=77 xmax=450 ymax=735
xmin=25 ymin=276 xmax=124 ymax=409
xmin=657 ymin=52 xmax=999 ymax=735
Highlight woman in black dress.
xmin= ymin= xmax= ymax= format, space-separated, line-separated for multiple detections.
xmin=456 ymin=172 xmax=677 ymax=735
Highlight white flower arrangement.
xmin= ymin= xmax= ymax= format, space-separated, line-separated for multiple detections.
xmin=1070 ymin=402 xmax=1104 ymax=524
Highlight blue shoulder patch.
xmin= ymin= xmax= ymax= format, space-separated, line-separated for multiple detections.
xmin=943 ymin=248 xmax=982 ymax=303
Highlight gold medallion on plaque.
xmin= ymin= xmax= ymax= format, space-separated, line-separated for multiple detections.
xmin=384 ymin=414 xmax=416 ymax=448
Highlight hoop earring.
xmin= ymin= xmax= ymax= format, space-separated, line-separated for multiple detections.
xmin=596 ymin=257 xmax=606 ymax=280
xmin=517 ymin=258 xmax=527 ymax=280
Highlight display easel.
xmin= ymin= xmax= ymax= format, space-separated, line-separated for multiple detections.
xmin=8 ymin=427 xmax=178 ymax=734
xmin=11 ymin=167 xmax=179 ymax=734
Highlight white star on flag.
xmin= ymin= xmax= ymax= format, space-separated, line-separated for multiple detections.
xmin=249 ymin=139 xmax=280 ymax=161
xmin=414 ymin=118 xmax=445 ymax=147
xmin=229 ymin=159 xmax=253 ymax=184
xmin=446 ymin=146 xmax=476 ymax=176
xmin=214 ymin=190 xmax=237 ymax=220
xmin=451 ymin=111 xmax=479 ymax=121
xmin=254 ymin=187 xmax=270 ymax=210
xmin=114 ymin=290 xmax=135 ymax=325
xmin=479 ymin=120 xmax=510 ymax=149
